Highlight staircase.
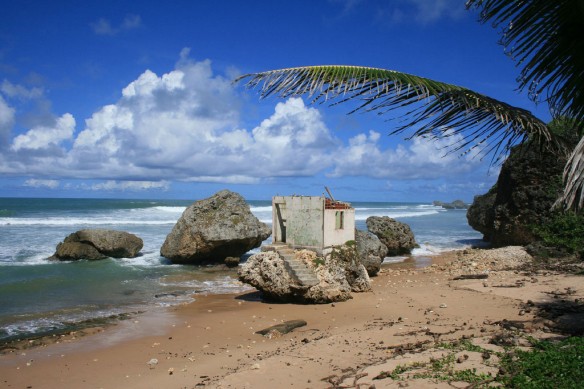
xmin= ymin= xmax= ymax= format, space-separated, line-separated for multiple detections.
xmin=268 ymin=244 xmax=320 ymax=287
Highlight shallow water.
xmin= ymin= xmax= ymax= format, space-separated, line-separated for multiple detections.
xmin=0 ymin=198 xmax=482 ymax=342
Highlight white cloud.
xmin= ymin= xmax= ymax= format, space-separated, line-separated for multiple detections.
xmin=0 ymin=95 xmax=15 ymax=146
xmin=23 ymin=179 xmax=60 ymax=189
xmin=89 ymin=180 xmax=169 ymax=191
xmin=11 ymin=113 xmax=75 ymax=151
xmin=0 ymin=51 xmax=488 ymax=191
xmin=246 ymin=98 xmax=338 ymax=176
xmin=185 ymin=175 xmax=259 ymax=184
xmin=91 ymin=14 xmax=142 ymax=36
xmin=1 ymin=80 xmax=43 ymax=100
xmin=329 ymin=129 xmax=480 ymax=179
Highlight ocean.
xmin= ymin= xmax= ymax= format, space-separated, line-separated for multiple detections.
xmin=0 ymin=197 xmax=482 ymax=343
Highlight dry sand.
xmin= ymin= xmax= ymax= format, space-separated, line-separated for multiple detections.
xmin=1 ymin=247 xmax=583 ymax=388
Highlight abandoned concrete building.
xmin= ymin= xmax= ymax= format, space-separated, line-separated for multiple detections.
xmin=271 ymin=195 xmax=355 ymax=254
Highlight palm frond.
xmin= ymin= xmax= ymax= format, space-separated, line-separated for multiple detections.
xmin=235 ymin=65 xmax=551 ymax=163
xmin=466 ymin=0 xmax=584 ymax=128
xmin=556 ymin=136 xmax=584 ymax=212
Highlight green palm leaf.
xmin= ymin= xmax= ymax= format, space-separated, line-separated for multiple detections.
xmin=466 ymin=0 xmax=584 ymax=212
xmin=558 ymin=136 xmax=584 ymax=211
xmin=467 ymin=0 xmax=584 ymax=125
xmin=235 ymin=65 xmax=551 ymax=163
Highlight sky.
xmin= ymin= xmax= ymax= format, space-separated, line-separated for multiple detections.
xmin=0 ymin=0 xmax=552 ymax=202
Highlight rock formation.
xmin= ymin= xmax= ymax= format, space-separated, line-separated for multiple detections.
xmin=433 ymin=200 xmax=468 ymax=209
xmin=355 ymin=229 xmax=388 ymax=276
xmin=160 ymin=190 xmax=271 ymax=264
xmin=467 ymin=143 xmax=566 ymax=246
xmin=51 ymin=229 xmax=143 ymax=260
xmin=366 ymin=216 xmax=417 ymax=256
xmin=238 ymin=246 xmax=371 ymax=304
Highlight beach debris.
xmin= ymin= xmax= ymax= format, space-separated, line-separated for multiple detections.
xmin=168 ymin=367 xmax=174 ymax=375
xmin=452 ymin=274 xmax=489 ymax=280
xmin=439 ymin=303 xmax=448 ymax=308
xmin=147 ymin=358 xmax=158 ymax=368
xmin=255 ymin=320 xmax=307 ymax=337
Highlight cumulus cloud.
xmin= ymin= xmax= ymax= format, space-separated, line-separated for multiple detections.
xmin=329 ymin=130 xmax=480 ymax=179
xmin=23 ymin=179 xmax=60 ymax=189
xmin=0 ymin=51 xmax=488 ymax=191
xmin=91 ymin=14 xmax=142 ymax=36
xmin=11 ymin=113 xmax=75 ymax=152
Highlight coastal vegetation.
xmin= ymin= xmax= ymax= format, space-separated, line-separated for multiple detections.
xmin=375 ymin=337 xmax=584 ymax=388
xmin=236 ymin=0 xmax=584 ymax=213
xmin=532 ymin=212 xmax=584 ymax=256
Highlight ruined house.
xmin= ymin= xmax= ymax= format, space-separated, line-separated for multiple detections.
xmin=272 ymin=195 xmax=355 ymax=254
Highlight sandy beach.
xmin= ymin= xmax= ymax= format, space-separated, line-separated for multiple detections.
xmin=1 ymin=247 xmax=583 ymax=388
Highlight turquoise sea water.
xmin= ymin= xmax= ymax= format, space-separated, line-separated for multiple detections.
xmin=0 ymin=197 xmax=482 ymax=342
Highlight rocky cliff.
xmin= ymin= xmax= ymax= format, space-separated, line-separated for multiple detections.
xmin=467 ymin=143 xmax=566 ymax=246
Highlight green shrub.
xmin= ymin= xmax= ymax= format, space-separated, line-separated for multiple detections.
xmin=499 ymin=337 xmax=584 ymax=388
xmin=532 ymin=212 xmax=584 ymax=255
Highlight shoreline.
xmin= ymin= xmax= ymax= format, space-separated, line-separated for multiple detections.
xmin=1 ymin=247 xmax=582 ymax=388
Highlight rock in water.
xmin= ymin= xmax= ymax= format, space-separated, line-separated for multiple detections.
xmin=51 ymin=229 xmax=143 ymax=260
xmin=160 ymin=190 xmax=271 ymax=264
xmin=355 ymin=229 xmax=388 ymax=276
xmin=366 ymin=216 xmax=416 ymax=256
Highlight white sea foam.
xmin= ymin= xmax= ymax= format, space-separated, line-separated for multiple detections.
xmin=354 ymin=210 xmax=440 ymax=220
xmin=250 ymin=206 xmax=273 ymax=212
xmin=153 ymin=206 xmax=186 ymax=213
xmin=158 ymin=276 xmax=253 ymax=295
xmin=0 ymin=218 xmax=177 ymax=226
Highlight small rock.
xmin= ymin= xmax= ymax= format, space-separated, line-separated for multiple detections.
xmin=147 ymin=358 xmax=158 ymax=368
xmin=439 ymin=303 xmax=448 ymax=308
xmin=224 ymin=256 xmax=241 ymax=268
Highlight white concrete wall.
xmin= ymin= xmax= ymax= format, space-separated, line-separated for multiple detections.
xmin=272 ymin=196 xmax=355 ymax=254
xmin=286 ymin=196 xmax=324 ymax=250
xmin=272 ymin=196 xmax=324 ymax=250
xmin=323 ymin=208 xmax=355 ymax=249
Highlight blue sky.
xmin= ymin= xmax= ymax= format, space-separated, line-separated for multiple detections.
xmin=0 ymin=0 xmax=551 ymax=202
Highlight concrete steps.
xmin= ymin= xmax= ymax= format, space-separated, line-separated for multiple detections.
xmin=275 ymin=246 xmax=320 ymax=287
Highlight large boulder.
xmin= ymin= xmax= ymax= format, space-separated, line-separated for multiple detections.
xmin=51 ymin=229 xmax=143 ymax=260
xmin=467 ymin=143 xmax=566 ymax=246
xmin=366 ymin=216 xmax=416 ymax=256
xmin=466 ymin=187 xmax=497 ymax=241
xmin=238 ymin=246 xmax=370 ymax=304
xmin=355 ymin=229 xmax=388 ymax=276
xmin=160 ymin=190 xmax=271 ymax=264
